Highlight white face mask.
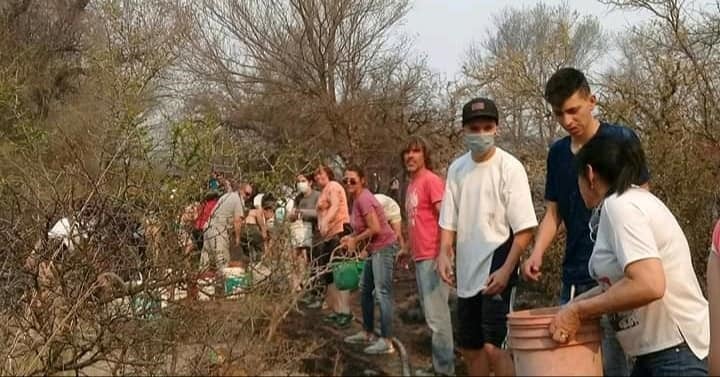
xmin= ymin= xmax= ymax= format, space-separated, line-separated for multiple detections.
xmin=296 ymin=181 xmax=310 ymax=193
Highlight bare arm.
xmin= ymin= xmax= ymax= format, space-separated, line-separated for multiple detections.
xmin=530 ymin=201 xmax=561 ymax=259
xmin=573 ymin=258 xmax=665 ymax=319
xmin=436 ymin=228 xmax=456 ymax=285
xmin=522 ymin=201 xmax=561 ymax=281
xmin=390 ymin=221 xmax=404 ymax=251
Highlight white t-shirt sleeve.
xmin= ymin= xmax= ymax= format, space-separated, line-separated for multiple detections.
xmin=438 ymin=164 xmax=459 ymax=231
xmin=605 ymin=200 xmax=661 ymax=269
xmin=503 ymin=160 xmax=538 ymax=232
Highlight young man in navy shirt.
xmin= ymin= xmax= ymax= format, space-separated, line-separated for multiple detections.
xmin=522 ymin=67 xmax=649 ymax=376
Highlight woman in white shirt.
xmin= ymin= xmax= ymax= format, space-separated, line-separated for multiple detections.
xmin=549 ymin=135 xmax=709 ymax=376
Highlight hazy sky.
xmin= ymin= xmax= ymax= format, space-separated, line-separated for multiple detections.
xmin=401 ymin=0 xmax=651 ymax=79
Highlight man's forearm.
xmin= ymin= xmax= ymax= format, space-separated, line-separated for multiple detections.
xmin=503 ymin=229 xmax=533 ymax=271
xmin=439 ymin=228 xmax=456 ymax=257
xmin=530 ymin=211 xmax=560 ymax=258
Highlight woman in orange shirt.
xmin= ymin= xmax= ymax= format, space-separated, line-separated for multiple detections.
xmin=310 ymin=165 xmax=353 ymax=328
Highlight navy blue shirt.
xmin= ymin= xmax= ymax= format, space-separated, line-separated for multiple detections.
xmin=545 ymin=122 xmax=650 ymax=285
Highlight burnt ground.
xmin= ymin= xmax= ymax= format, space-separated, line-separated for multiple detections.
xmin=283 ymin=267 xmax=455 ymax=376
xmin=280 ymin=265 xmax=551 ymax=376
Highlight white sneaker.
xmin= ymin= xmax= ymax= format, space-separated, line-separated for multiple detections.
xmin=344 ymin=331 xmax=374 ymax=345
xmin=363 ymin=338 xmax=395 ymax=355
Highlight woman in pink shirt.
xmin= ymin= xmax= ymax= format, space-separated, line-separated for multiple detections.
xmin=709 ymin=219 xmax=720 ymax=375
xmin=341 ymin=166 xmax=398 ymax=355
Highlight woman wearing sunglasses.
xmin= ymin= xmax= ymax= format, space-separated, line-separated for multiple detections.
xmin=341 ymin=166 xmax=398 ymax=355
xmin=550 ymin=135 xmax=709 ymax=376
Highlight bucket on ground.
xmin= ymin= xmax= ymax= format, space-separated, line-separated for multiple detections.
xmin=507 ymin=306 xmax=603 ymax=376
xmin=223 ymin=266 xmax=251 ymax=297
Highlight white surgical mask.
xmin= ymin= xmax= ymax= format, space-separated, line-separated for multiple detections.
xmin=296 ymin=181 xmax=310 ymax=193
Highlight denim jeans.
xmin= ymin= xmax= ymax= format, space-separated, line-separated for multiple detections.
xmin=631 ymin=343 xmax=708 ymax=376
xmin=561 ymin=282 xmax=631 ymax=376
xmin=415 ymin=260 xmax=455 ymax=375
xmin=360 ymin=244 xmax=396 ymax=338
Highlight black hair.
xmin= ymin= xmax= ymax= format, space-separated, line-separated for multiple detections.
xmin=344 ymin=165 xmax=367 ymax=184
xmin=544 ymin=67 xmax=592 ymax=108
xmin=575 ymin=134 xmax=647 ymax=196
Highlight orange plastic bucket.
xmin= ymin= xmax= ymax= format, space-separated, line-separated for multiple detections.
xmin=507 ymin=307 xmax=603 ymax=376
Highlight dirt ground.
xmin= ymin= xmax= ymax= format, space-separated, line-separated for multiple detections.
xmin=281 ymin=267 xmax=462 ymax=376
xmin=279 ymin=264 xmax=553 ymax=376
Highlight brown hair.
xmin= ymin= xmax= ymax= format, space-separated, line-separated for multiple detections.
xmin=314 ymin=165 xmax=335 ymax=181
xmin=344 ymin=165 xmax=367 ymax=187
xmin=401 ymin=136 xmax=433 ymax=171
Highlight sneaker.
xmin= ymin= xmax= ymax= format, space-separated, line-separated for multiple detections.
xmin=344 ymin=331 xmax=374 ymax=345
xmin=334 ymin=313 xmax=354 ymax=328
xmin=363 ymin=338 xmax=395 ymax=355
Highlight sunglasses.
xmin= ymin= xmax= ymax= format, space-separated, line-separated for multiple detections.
xmin=342 ymin=177 xmax=358 ymax=185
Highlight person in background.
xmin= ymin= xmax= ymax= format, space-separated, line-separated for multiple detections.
xmin=202 ymin=179 xmax=244 ymax=273
xmin=399 ymin=136 xmax=455 ymax=377
xmin=312 ymin=165 xmax=353 ymax=328
xmin=522 ymin=67 xmax=649 ymax=376
xmin=342 ymin=166 xmax=398 ymax=355
xmin=708 ymin=218 xmax=720 ymax=375
xmin=240 ymin=183 xmax=254 ymax=212
xmin=550 ymin=135 xmax=708 ymax=376
xmin=437 ymin=97 xmax=538 ymax=377
xmin=373 ymin=192 xmax=405 ymax=257
xmin=242 ymin=193 xmax=274 ymax=264
xmin=289 ymin=173 xmax=321 ymax=293
xmin=193 ymin=190 xmax=221 ymax=253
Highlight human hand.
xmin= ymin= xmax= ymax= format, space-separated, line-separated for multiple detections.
xmin=484 ymin=266 xmax=511 ymax=296
xmin=549 ymin=303 xmax=582 ymax=344
xmin=436 ymin=252 xmax=454 ymax=285
xmin=522 ymin=252 xmax=543 ymax=282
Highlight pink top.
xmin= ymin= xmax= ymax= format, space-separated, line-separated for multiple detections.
xmin=317 ymin=181 xmax=350 ymax=239
xmin=713 ymin=219 xmax=720 ymax=257
xmin=406 ymin=169 xmax=445 ymax=261
xmin=351 ymin=189 xmax=397 ymax=252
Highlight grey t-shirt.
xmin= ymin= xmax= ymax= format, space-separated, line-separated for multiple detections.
xmin=296 ymin=190 xmax=320 ymax=236
xmin=207 ymin=192 xmax=244 ymax=231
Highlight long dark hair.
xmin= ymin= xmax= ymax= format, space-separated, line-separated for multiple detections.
xmin=400 ymin=136 xmax=434 ymax=171
xmin=575 ymin=134 xmax=647 ymax=196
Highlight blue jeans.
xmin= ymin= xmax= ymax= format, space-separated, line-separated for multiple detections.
xmin=415 ymin=260 xmax=455 ymax=375
xmin=631 ymin=343 xmax=708 ymax=376
xmin=561 ymin=282 xmax=631 ymax=376
xmin=360 ymin=244 xmax=396 ymax=338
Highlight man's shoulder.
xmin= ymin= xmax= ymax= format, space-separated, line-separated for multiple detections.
xmin=495 ymin=147 xmax=525 ymax=169
xmin=548 ymin=136 xmax=571 ymax=155
xmin=416 ymin=169 xmax=444 ymax=187
xmin=598 ymin=122 xmax=638 ymax=139
xmin=447 ymin=152 xmax=471 ymax=175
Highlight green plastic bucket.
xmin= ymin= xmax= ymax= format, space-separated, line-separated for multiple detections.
xmin=332 ymin=260 xmax=364 ymax=291
xmin=223 ymin=267 xmax=251 ymax=296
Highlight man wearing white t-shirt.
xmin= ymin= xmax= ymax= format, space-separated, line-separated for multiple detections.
xmin=437 ymin=97 xmax=538 ymax=377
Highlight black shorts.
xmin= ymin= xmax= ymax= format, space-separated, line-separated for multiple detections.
xmin=314 ymin=225 xmax=352 ymax=286
xmin=456 ymin=235 xmax=517 ymax=350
